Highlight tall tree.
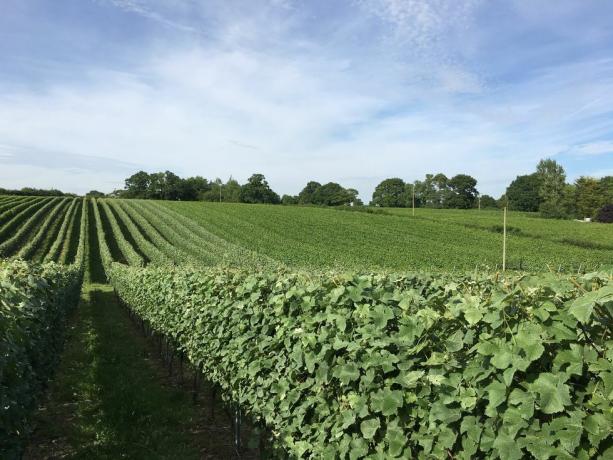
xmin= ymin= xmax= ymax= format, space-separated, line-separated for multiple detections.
xmin=346 ymin=188 xmax=363 ymax=206
xmin=506 ymin=173 xmax=542 ymax=212
xmin=281 ymin=194 xmax=299 ymax=205
xmin=161 ymin=171 xmax=182 ymax=200
xmin=124 ymin=171 xmax=151 ymax=198
xmin=147 ymin=172 xmax=165 ymax=199
xmin=371 ymin=178 xmax=407 ymax=207
xmin=312 ymin=182 xmax=352 ymax=206
xmin=414 ymin=174 xmax=437 ymax=207
xmin=479 ymin=195 xmax=498 ymax=209
xmin=223 ymin=178 xmax=242 ymax=202
xmin=239 ymin=174 xmax=280 ymax=204
xmin=575 ymin=177 xmax=602 ymax=218
xmin=598 ymin=176 xmax=613 ymax=205
xmin=297 ymin=181 xmax=322 ymax=204
xmin=536 ymin=158 xmax=567 ymax=218
xmin=432 ymin=173 xmax=449 ymax=208
xmin=181 ymin=176 xmax=210 ymax=200
xmin=445 ymin=174 xmax=478 ymax=209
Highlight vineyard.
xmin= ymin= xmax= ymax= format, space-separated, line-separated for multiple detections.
xmin=0 ymin=195 xmax=611 ymax=458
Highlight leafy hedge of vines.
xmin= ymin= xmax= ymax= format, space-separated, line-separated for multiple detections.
xmin=0 ymin=260 xmax=83 ymax=455
xmin=109 ymin=264 xmax=612 ymax=459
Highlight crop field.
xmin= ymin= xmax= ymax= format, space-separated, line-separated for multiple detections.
xmin=164 ymin=201 xmax=612 ymax=272
xmin=383 ymin=207 xmax=613 ymax=250
xmin=1 ymin=195 xmax=612 ymax=459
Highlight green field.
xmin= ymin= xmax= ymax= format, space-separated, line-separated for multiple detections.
xmin=0 ymin=195 xmax=610 ymax=272
xmin=163 ymin=201 xmax=612 ymax=272
xmin=1 ymin=195 xmax=612 ymax=459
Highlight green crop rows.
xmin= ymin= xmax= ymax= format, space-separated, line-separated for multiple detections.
xmin=163 ymin=202 xmax=613 ymax=272
xmin=0 ymin=195 xmax=611 ymax=458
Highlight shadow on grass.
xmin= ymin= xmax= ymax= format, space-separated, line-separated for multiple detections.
xmin=24 ymin=286 xmax=207 ymax=460
xmin=87 ymin=201 xmax=106 ymax=284
xmin=64 ymin=200 xmax=83 ymax=265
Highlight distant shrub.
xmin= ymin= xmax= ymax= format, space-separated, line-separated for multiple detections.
xmin=560 ymin=238 xmax=613 ymax=251
xmin=595 ymin=204 xmax=613 ymax=223
xmin=489 ymin=224 xmax=522 ymax=235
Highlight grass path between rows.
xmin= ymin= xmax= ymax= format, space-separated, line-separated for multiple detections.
xmin=24 ymin=283 xmax=241 ymax=459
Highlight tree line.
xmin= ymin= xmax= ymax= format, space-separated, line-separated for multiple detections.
xmin=502 ymin=159 xmax=612 ymax=221
xmin=370 ymin=159 xmax=613 ymax=222
xmin=112 ymin=171 xmax=363 ymax=206
xmin=3 ymin=157 xmax=607 ymax=222
xmin=107 ymin=158 xmax=611 ymax=222
xmin=0 ymin=187 xmax=74 ymax=197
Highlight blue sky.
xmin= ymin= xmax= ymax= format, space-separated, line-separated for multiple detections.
xmin=1 ymin=0 xmax=612 ymax=198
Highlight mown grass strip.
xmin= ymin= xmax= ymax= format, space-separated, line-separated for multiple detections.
xmin=86 ymin=199 xmax=106 ymax=284
xmin=23 ymin=284 xmax=211 ymax=460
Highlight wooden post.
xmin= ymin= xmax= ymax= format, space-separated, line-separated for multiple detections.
xmin=502 ymin=206 xmax=507 ymax=271
xmin=219 ymin=182 xmax=222 ymax=203
xmin=478 ymin=195 xmax=481 ymax=211
xmin=412 ymin=184 xmax=415 ymax=217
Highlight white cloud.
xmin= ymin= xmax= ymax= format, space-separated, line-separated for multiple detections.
xmin=104 ymin=0 xmax=197 ymax=33
xmin=355 ymin=0 xmax=482 ymax=48
xmin=570 ymin=141 xmax=613 ymax=156
xmin=1 ymin=0 xmax=612 ymax=200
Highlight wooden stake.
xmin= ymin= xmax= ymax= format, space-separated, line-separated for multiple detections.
xmin=502 ymin=206 xmax=507 ymax=271
xmin=412 ymin=184 xmax=415 ymax=217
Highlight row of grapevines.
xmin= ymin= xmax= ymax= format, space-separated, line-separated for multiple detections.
xmin=0 ymin=195 xmax=23 ymax=207
xmin=114 ymin=200 xmax=195 ymax=265
xmin=29 ymin=199 xmax=74 ymax=263
xmin=0 ymin=260 xmax=83 ymax=456
xmin=0 ymin=196 xmax=35 ymax=216
xmin=0 ymin=197 xmax=52 ymax=240
xmin=16 ymin=198 xmax=71 ymax=260
xmin=43 ymin=198 xmax=79 ymax=263
xmin=73 ymin=197 xmax=88 ymax=269
xmin=97 ymin=199 xmax=144 ymax=267
xmin=0 ymin=198 xmax=63 ymax=258
xmin=109 ymin=264 xmax=612 ymax=459
xmin=104 ymin=199 xmax=171 ymax=266
xmin=138 ymin=200 xmax=278 ymax=269
xmin=59 ymin=199 xmax=84 ymax=265
xmin=131 ymin=200 xmax=219 ymax=266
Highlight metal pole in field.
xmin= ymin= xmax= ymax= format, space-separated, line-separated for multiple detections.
xmin=502 ymin=206 xmax=507 ymax=271
xmin=478 ymin=195 xmax=481 ymax=211
xmin=412 ymin=184 xmax=415 ymax=216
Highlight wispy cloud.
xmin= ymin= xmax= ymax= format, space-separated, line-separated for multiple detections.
xmin=569 ymin=141 xmax=613 ymax=156
xmin=0 ymin=143 xmax=144 ymax=173
xmin=104 ymin=0 xmax=197 ymax=33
